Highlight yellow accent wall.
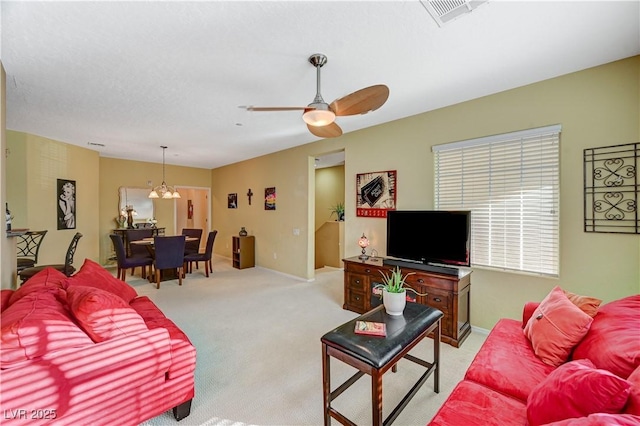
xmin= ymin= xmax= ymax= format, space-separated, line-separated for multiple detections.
xmin=6 ymin=131 xmax=100 ymax=268
xmin=211 ymin=56 xmax=640 ymax=329
xmin=315 ymin=165 xmax=345 ymax=231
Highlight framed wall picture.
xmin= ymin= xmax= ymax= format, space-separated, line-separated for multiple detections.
xmin=228 ymin=193 xmax=238 ymax=209
xmin=57 ymin=178 xmax=76 ymax=230
xmin=265 ymin=187 xmax=276 ymax=210
xmin=356 ymin=170 xmax=396 ymax=218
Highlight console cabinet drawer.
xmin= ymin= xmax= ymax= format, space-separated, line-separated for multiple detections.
xmin=424 ymin=288 xmax=451 ymax=313
xmin=346 ymin=288 xmax=366 ymax=312
xmin=347 ymin=273 xmax=367 ymax=292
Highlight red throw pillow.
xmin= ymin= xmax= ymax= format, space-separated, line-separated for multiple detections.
xmin=1 ymin=291 xmax=93 ymax=368
xmin=572 ymin=295 xmax=640 ymax=379
xmin=527 ymin=359 xmax=631 ymax=426
xmin=563 ymin=289 xmax=602 ymax=317
xmin=523 ymin=286 xmax=593 ymax=367
xmin=66 ymin=285 xmax=148 ymax=343
xmin=66 ymin=259 xmax=138 ymax=303
xmin=8 ymin=267 xmax=68 ymax=306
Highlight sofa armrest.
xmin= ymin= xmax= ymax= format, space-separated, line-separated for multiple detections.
xmin=522 ymin=302 xmax=540 ymax=328
xmin=0 ymin=328 xmax=172 ymax=423
xmin=1 ymin=289 xmax=13 ymax=312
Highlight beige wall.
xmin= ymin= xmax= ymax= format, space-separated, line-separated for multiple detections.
xmin=2 ymin=56 xmax=638 ymax=327
xmin=211 ymin=56 xmax=640 ymax=329
xmin=5 ymin=131 xmax=100 ymax=273
xmin=1 ymin=63 xmax=10 ymax=288
xmin=99 ymin=157 xmax=211 ymax=264
xmin=315 ymin=165 xmax=345 ymax=230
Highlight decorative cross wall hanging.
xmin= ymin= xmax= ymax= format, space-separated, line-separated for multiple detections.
xmin=584 ymin=142 xmax=638 ymax=234
xmin=247 ymin=188 xmax=253 ymax=205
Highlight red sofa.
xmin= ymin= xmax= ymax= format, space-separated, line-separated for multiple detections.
xmin=429 ymin=290 xmax=640 ymax=425
xmin=0 ymin=259 xmax=196 ymax=425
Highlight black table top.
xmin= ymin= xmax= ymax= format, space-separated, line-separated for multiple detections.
xmin=321 ymin=303 xmax=443 ymax=368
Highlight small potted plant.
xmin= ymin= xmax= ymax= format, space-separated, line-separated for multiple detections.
xmin=329 ymin=202 xmax=345 ymax=221
xmin=374 ymin=266 xmax=425 ymax=315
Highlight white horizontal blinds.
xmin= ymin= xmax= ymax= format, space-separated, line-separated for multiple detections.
xmin=434 ymin=125 xmax=560 ymax=276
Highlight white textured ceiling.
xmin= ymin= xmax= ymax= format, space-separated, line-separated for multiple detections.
xmin=2 ymin=1 xmax=639 ymax=169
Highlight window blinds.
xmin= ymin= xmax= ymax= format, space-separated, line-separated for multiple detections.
xmin=433 ymin=125 xmax=560 ymax=276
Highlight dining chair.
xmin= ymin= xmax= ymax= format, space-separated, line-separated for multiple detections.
xmin=19 ymin=232 xmax=82 ymax=283
xmin=110 ymin=234 xmax=153 ymax=281
xmin=181 ymin=228 xmax=203 ymax=272
xmin=183 ymin=230 xmax=217 ymax=277
xmin=16 ymin=230 xmax=48 ymax=272
xmin=153 ymin=235 xmax=186 ymax=289
xmin=124 ymin=228 xmax=154 ymax=278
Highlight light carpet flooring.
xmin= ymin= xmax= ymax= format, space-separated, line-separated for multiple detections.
xmin=126 ymin=256 xmax=487 ymax=426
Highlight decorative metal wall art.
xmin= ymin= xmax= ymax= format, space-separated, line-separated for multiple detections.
xmin=584 ymin=142 xmax=638 ymax=234
xmin=356 ymin=170 xmax=397 ymax=218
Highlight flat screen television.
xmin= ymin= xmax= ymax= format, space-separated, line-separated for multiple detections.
xmin=386 ymin=210 xmax=471 ymax=268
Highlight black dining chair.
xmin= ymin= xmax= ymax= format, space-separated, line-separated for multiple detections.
xmin=125 ymin=228 xmax=154 ymax=267
xmin=110 ymin=234 xmax=153 ymax=281
xmin=153 ymin=235 xmax=186 ymax=289
xmin=19 ymin=232 xmax=82 ymax=283
xmin=183 ymin=230 xmax=217 ymax=277
xmin=181 ymin=228 xmax=203 ymax=272
xmin=16 ymin=230 xmax=48 ymax=272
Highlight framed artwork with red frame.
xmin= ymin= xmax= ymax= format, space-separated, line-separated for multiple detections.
xmin=356 ymin=170 xmax=396 ymax=218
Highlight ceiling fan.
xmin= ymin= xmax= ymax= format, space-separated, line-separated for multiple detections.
xmin=244 ymin=53 xmax=389 ymax=138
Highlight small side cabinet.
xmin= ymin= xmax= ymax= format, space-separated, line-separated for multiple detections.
xmin=232 ymin=236 xmax=255 ymax=269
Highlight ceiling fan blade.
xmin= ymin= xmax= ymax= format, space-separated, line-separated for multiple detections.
xmin=307 ymin=122 xmax=343 ymax=138
xmin=244 ymin=106 xmax=310 ymax=112
xmin=329 ymin=85 xmax=390 ymax=116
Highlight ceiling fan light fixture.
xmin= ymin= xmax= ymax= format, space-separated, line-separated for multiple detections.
xmin=303 ymin=109 xmax=336 ymax=127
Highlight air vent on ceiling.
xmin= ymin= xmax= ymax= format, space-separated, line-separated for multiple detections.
xmin=419 ymin=0 xmax=488 ymax=27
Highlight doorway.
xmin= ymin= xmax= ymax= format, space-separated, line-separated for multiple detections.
xmin=313 ymin=150 xmax=345 ymax=271
xmin=175 ymin=187 xmax=210 ymax=251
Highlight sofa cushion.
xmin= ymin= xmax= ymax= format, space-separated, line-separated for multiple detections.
xmin=428 ymin=380 xmax=527 ymax=426
xmin=572 ymin=295 xmax=640 ymax=379
xmin=523 ymin=286 xmax=593 ymax=367
xmin=624 ymin=365 xmax=640 ymax=415
xmin=543 ymin=413 xmax=640 ymax=425
xmin=66 ymin=259 xmax=138 ymax=303
xmin=1 ymin=290 xmax=93 ymax=368
xmin=8 ymin=267 xmax=68 ymax=306
xmin=526 ymin=359 xmax=631 ymax=426
xmin=465 ymin=318 xmax=555 ymax=401
xmin=66 ymin=285 xmax=148 ymax=343
xmin=563 ymin=289 xmax=602 ymax=317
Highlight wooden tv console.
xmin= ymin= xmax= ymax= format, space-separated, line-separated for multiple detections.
xmin=342 ymin=256 xmax=472 ymax=347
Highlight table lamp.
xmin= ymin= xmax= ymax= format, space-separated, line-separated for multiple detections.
xmin=358 ymin=233 xmax=370 ymax=260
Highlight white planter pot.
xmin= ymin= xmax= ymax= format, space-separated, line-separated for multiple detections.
xmin=383 ymin=289 xmax=406 ymax=316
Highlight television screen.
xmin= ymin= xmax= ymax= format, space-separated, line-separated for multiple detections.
xmin=386 ymin=210 xmax=471 ymax=267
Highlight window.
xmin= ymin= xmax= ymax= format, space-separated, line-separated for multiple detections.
xmin=433 ymin=125 xmax=560 ymax=277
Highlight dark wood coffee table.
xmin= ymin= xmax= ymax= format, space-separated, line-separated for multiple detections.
xmin=321 ymin=303 xmax=443 ymax=426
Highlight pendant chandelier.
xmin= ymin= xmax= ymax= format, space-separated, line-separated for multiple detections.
xmin=148 ymin=146 xmax=181 ymax=199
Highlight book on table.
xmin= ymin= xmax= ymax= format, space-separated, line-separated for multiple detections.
xmin=354 ymin=320 xmax=386 ymax=337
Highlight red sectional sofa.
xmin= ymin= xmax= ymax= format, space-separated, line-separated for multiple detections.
xmin=0 ymin=259 xmax=196 ymax=425
xmin=429 ymin=290 xmax=640 ymax=425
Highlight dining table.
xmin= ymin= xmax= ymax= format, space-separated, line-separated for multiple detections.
xmin=130 ymin=236 xmax=198 ymax=282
